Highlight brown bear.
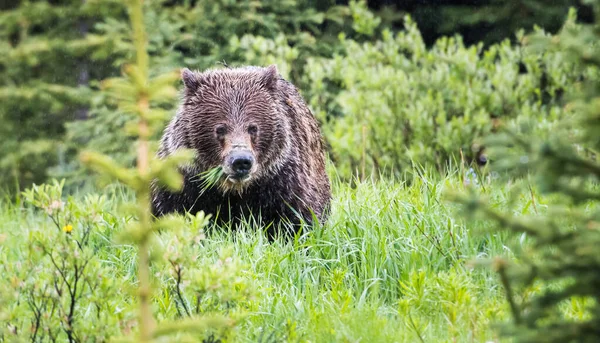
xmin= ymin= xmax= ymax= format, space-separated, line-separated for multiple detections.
xmin=151 ymin=65 xmax=331 ymax=237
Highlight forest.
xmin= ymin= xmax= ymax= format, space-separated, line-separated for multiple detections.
xmin=1 ymin=0 xmax=599 ymax=342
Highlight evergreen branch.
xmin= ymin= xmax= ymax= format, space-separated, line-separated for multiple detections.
xmin=0 ymin=84 xmax=91 ymax=104
xmin=0 ymin=36 xmax=114 ymax=64
xmin=494 ymin=258 xmax=521 ymax=325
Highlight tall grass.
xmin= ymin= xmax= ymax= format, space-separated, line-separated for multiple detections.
xmin=1 ymin=171 xmax=534 ymax=342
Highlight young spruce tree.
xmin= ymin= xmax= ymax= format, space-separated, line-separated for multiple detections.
xmin=80 ymin=0 xmax=232 ymax=341
xmin=455 ymin=3 xmax=600 ymax=342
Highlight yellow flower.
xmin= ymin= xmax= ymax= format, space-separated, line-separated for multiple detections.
xmin=62 ymin=224 xmax=73 ymax=233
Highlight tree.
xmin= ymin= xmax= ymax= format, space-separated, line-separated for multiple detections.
xmin=364 ymin=0 xmax=594 ymax=46
xmin=80 ymin=0 xmax=234 ymax=340
xmin=0 ymin=0 xmax=125 ymax=192
xmin=454 ymin=3 xmax=600 ymax=341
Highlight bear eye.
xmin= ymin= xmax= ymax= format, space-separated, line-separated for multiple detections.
xmin=247 ymin=125 xmax=258 ymax=135
xmin=215 ymin=125 xmax=227 ymax=136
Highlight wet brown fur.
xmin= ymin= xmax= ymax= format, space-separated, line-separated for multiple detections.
xmin=151 ymin=65 xmax=331 ymax=237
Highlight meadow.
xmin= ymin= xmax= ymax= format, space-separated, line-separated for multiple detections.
xmin=2 ymin=1 xmax=599 ymax=342
xmin=1 ymin=168 xmax=539 ymax=342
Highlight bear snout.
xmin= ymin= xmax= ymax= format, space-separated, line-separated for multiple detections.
xmin=227 ymin=150 xmax=255 ymax=180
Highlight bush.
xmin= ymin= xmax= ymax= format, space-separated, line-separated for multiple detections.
xmin=0 ymin=181 xmax=254 ymax=342
xmin=2 ymin=180 xmax=132 ymax=341
xmin=303 ymin=16 xmax=582 ymax=180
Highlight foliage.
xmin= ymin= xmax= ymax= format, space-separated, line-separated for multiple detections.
xmin=5 ymin=166 xmax=598 ymax=341
xmin=1 ymin=171 xmax=521 ymax=342
xmin=5 ymin=167 xmax=599 ymax=341
xmin=409 ymin=0 xmax=590 ymax=46
xmin=0 ymin=0 xmax=123 ymax=191
xmin=3 ymin=0 xmax=600 ymax=341
xmin=3 ymin=0 xmax=592 ymax=191
xmin=0 ymin=180 xmax=254 ymax=342
xmin=303 ymin=15 xmax=581 ymax=179
xmin=2 ymin=180 xmax=127 ymax=342
xmin=453 ymin=5 xmax=600 ymax=342
xmin=158 ymin=214 xmax=256 ymax=322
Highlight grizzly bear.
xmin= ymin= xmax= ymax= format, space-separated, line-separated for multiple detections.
xmin=151 ymin=65 xmax=331 ymax=237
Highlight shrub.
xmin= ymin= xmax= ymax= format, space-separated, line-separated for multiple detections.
xmin=2 ymin=180 xmax=130 ymax=341
xmin=0 ymin=180 xmax=255 ymax=342
xmin=303 ymin=15 xmax=582 ymax=180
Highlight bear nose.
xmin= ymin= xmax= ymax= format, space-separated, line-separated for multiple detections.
xmin=229 ymin=151 xmax=254 ymax=177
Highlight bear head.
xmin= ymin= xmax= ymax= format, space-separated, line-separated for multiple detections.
xmin=178 ymin=65 xmax=291 ymax=193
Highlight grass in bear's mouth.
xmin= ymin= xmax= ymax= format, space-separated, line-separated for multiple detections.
xmin=198 ymin=166 xmax=224 ymax=192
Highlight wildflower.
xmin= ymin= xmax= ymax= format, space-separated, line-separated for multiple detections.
xmin=62 ymin=224 xmax=73 ymax=233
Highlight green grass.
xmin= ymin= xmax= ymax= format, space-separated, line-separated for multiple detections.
xmin=198 ymin=166 xmax=225 ymax=193
xmin=0 ymin=174 xmax=533 ymax=342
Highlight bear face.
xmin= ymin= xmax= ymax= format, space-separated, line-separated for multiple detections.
xmin=179 ymin=65 xmax=291 ymax=193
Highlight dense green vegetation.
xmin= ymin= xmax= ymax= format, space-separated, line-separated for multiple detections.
xmin=453 ymin=6 xmax=600 ymax=341
xmin=0 ymin=175 xmax=512 ymax=342
xmin=1 ymin=0 xmax=600 ymax=342
xmin=0 ymin=0 xmax=590 ymax=191
xmin=303 ymin=19 xmax=577 ymax=178
xmin=2 ymin=172 xmax=597 ymax=341
xmin=395 ymin=0 xmax=594 ymax=46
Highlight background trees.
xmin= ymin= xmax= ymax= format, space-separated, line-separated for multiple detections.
xmin=0 ymin=0 xmax=592 ymax=191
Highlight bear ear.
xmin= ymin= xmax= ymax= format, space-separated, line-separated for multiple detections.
xmin=181 ymin=68 xmax=201 ymax=92
xmin=260 ymin=64 xmax=279 ymax=91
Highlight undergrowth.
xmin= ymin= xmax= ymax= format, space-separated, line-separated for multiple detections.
xmin=0 ymin=171 xmax=572 ymax=342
